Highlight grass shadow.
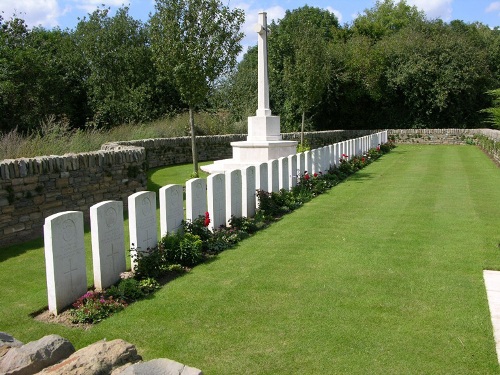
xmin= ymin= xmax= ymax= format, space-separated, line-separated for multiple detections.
xmin=0 ymin=237 xmax=44 ymax=263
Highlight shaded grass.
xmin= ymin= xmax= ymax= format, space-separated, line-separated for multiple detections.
xmin=147 ymin=162 xmax=210 ymax=195
xmin=1 ymin=145 xmax=500 ymax=374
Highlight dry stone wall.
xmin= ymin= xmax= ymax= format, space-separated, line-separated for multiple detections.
xmin=3 ymin=129 xmax=497 ymax=248
xmin=101 ymin=130 xmax=375 ymax=170
xmin=389 ymin=128 xmax=500 ymax=165
xmin=388 ymin=128 xmax=478 ymax=144
xmin=0 ymin=147 xmax=147 ymax=246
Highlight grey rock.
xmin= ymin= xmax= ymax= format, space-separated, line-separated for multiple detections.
xmin=0 ymin=333 xmax=23 ymax=349
xmin=117 ymin=358 xmax=203 ymax=375
xmin=38 ymin=339 xmax=141 ymax=375
xmin=0 ymin=334 xmax=74 ymax=375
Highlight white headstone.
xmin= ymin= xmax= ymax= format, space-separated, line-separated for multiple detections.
xmin=128 ymin=191 xmax=157 ymax=271
xmin=186 ymin=178 xmax=207 ymax=222
xmin=225 ymin=169 xmax=242 ymax=226
xmin=44 ymin=211 xmax=87 ymax=315
xmin=297 ymin=152 xmax=305 ymax=177
xmin=160 ymin=184 xmax=184 ymax=237
xmin=256 ymin=162 xmax=268 ymax=192
xmin=207 ymin=173 xmax=226 ymax=230
xmin=268 ymin=159 xmax=279 ymax=193
xmin=288 ymin=154 xmax=298 ymax=188
xmin=90 ymin=201 xmax=125 ymax=291
xmin=328 ymin=144 xmax=335 ymax=168
xmin=278 ymin=157 xmax=289 ymax=191
xmin=304 ymin=151 xmax=312 ymax=176
xmin=333 ymin=143 xmax=339 ymax=166
xmin=323 ymin=146 xmax=330 ymax=173
xmin=311 ymin=149 xmax=319 ymax=174
xmin=242 ymin=166 xmax=256 ymax=218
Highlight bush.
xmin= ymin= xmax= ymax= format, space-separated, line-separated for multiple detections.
xmin=159 ymin=232 xmax=204 ymax=267
xmin=131 ymin=245 xmax=169 ymax=280
xmin=106 ymin=278 xmax=145 ymax=302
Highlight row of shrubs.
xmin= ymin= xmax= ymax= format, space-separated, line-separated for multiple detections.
xmin=70 ymin=140 xmax=396 ymax=324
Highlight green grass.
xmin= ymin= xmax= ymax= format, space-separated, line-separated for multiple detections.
xmin=147 ymin=162 xmax=210 ymax=195
xmin=1 ymin=144 xmax=500 ymax=374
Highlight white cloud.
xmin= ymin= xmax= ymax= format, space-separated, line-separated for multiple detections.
xmin=326 ymin=6 xmax=342 ymax=24
xmin=1 ymin=0 xmax=63 ymax=27
xmin=486 ymin=2 xmax=500 ymax=13
xmin=233 ymin=2 xmax=285 ymax=56
xmin=405 ymin=0 xmax=453 ymax=21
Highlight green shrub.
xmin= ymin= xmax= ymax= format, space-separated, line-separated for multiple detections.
xmin=159 ymin=232 xmax=204 ymax=267
xmin=131 ymin=246 xmax=169 ymax=280
xmin=106 ymin=278 xmax=145 ymax=302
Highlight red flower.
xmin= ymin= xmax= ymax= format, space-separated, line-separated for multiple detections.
xmin=203 ymin=212 xmax=210 ymax=227
xmin=313 ymin=173 xmax=318 ymax=177
xmin=304 ymin=173 xmax=310 ymax=180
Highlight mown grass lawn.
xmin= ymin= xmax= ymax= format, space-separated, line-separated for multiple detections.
xmin=1 ymin=144 xmax=500 ymax=374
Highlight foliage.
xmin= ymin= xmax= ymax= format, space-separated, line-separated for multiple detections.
xmin=70 ymin=290 xmax=127 ymax=324
xmin=269 ymin=6 xmax=339 ymax=132
xmin=159 ymin=232 xmax=204 ymax=267
xmin=73 ymin=6 xmax=159 ymax=128
xmin=351 ymin=0 xmax=425 ymax=40
xmin=0 ymin=17 xmax=86 ymax=133
xmin=106 ymin=278 xmax=144 ymax=301
xmin=149 ymin=0 xmax=244 ymax=174
xmin=481 ymin=89 xmax=500 ymax=129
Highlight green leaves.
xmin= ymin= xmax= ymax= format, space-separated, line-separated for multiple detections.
xmin=150 ymin=0 xmax=244 ymax=108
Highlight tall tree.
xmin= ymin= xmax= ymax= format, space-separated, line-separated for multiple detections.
xmin=150 ymin=0 xmax=244 ymax=175
xmin=0 ymin=16 xmax=84 ymax=132
xmin=352 ymin=0 xmax=425 ymax=40
xmin=73 ymin=6 xmax=154 ymax=128
xmin=268 ymin=6 xmax=339 ymax=133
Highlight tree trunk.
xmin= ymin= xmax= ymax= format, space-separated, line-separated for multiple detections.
xmin=189 ymin=107 xmax=199 ymax=176
xmin=301 ymin=111 xmax=305 ymax=148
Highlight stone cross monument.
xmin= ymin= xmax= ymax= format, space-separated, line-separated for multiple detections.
xmin=201 ymin=12 xmax=297 ymax=174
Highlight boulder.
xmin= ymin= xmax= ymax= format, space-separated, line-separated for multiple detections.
xmin=0 ymin=333 xmax=23 ymax=349
xmin=0 ymin=332 xmax=23 ymax=358
xmin=0 ymin=334 xmax=74 ymax=375
xmin=116 ymin=358 xmax=203 ymax=375
xmin=38 ymin=339 xmax=141 ymax=374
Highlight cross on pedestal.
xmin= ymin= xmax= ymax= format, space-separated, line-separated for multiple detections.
xmin=254 ymin=12 xmax=271 ymax=117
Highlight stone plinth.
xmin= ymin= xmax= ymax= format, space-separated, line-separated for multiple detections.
xmin=201 ymin=139 xmax=296 ymax=174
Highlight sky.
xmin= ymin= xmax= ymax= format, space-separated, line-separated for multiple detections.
xmin=2 ymin=0 xmax=500 ymax=53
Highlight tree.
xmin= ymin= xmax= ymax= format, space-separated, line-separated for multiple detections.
xmin=150 ymin=0 xmax=244 ymax=175
xmin=268 ymin=6 xmax=339 ymax=134
xmin=0 ymin=16 xmax=84 ymax=132
xmin=379 ymin=21 xmax=492 ymax=128
xmin=73 ymin=6 xmax=155 ymax=128
xmin=352 ymin=0 xmax=425 ymax=40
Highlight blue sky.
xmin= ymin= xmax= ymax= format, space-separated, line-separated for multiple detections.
xmin=2 ymin=0 xmax=500 ymax=52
